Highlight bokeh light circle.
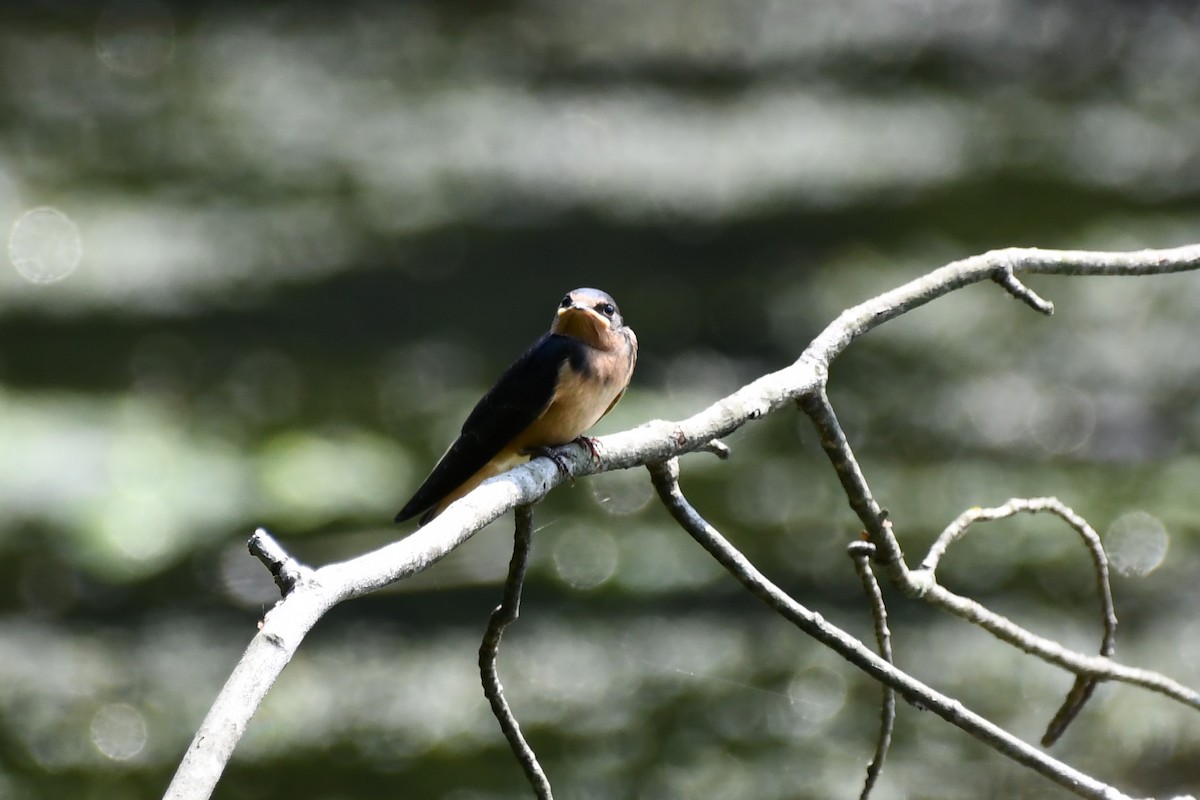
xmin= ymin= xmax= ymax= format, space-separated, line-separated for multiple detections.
xmin=91 ymin=703 xmax=148 ymax=761
xmin=552 ymin=525 xmax=619 ymax=589
xmin=589 ymin=468 xmax=654 ymax=515
xmin=9 ymin=207 xmax=82 ymax=284
xmin=788 ymin=667 xmax=847 ymax=729
xmin=1105 ymin=510 xmax=1168 ymax=577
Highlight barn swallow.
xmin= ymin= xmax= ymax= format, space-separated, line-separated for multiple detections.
xmin=396 ymin=288 xmax=637 ymax=526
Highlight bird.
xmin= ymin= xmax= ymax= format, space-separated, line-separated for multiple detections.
xmin=396 ymin=287 xmax=637 ymax=526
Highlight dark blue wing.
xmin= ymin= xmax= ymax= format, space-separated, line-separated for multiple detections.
xmin=395 ymin=332 xmax=584 ymax=523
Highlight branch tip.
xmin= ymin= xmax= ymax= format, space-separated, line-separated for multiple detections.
xmin=993 ymin=268 xmax=1054 ymax=315
xmin=847 ymin=540 xmax=877 ymax=559
xmin=248 ymin=527 xmax=310 ymax=597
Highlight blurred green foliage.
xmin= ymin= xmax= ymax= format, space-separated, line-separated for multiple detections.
xmin=2 ymin=1 xmax=1200 ymax=798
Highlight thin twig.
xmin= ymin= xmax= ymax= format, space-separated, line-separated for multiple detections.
xmin=848 ymin=541 xmax=894 ymax=800
xmin=916 ymin=580 xmax=1199 ymax=710
xmin=918 ymin=497 xmax=1117 ymax=745
xmin=1045 ymin=678 xmax=1100 ymax=749
xmin=646 ymin=458 xmax=1138 ymax=800
xmin=700 ymin=439 xmax=732 ymax=459
xmin=797 ymin=391 xmax=907 ymax=576
xmin=479 ymin=505 xmax=553 ymax=800
xmin=992 ymin=264 xmax=1055 ymax=314
xmin=796 ymin=388 xmax=1200 ymax=713
xmin=248 ymin=527 xmax=312 ymax=597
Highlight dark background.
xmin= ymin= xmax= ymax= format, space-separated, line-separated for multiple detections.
xmin=2 ymin=1 xmax=1200 ymax=798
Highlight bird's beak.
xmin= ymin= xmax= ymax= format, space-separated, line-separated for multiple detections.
xmin=557 ymin=302 xmax=602 ymax=322
xmin=553 ymin=302 xmax=607 ymax=339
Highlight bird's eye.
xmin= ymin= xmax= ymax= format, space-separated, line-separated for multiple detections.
xmin=599 ymin=302 xmax=616 ymax=317
xmin=560 ymin=295 xmax=572 ymax=308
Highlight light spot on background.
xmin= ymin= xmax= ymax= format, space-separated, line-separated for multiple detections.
xmin=1030 ymin=388 xmax=1097 ymax=456
xmin=589 ymin=468 xmax=653 ymax=516
xmin=8 ymin=207 xmax=82 ymax=284
xmin=257 ymin=430 xmax=410 ymax=526
xmin=787 ymin=666 xmax=846 ymax=730
xmin=552 ymin=525 xmax=619 ymax=589
xmin=960 ymin=373 xmax=1039 ymax=449
xmin=91 ymin=703 xmax=147 ymax=761
xmin=1105 ymin=510 xmax=1168 ymax=577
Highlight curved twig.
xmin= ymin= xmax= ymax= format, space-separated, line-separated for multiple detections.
xmin=848 ymin=541 xmax=894 ymax=800
xmin=480 ymin=505 xmax=552 ymax=799
xmin=918 ymin=497 xmax=1117 ymax=745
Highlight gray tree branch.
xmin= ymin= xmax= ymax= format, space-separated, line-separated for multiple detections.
xmin=646 ymin=457 xmax=1142 ymax=800
xmin=163 ymin=244 xmax=1200 ymax=800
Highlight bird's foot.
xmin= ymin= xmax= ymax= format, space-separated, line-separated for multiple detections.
xmin=528 ymin=437 xmax=601 ymax=484
xmin=529 ymin=446 xmax=575 ymax=485
xmin=573 ymin=435 xmax=603 ymax=463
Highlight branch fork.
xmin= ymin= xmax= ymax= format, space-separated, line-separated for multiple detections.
xmin=165 ymin=244 xmax=1200 ymax=800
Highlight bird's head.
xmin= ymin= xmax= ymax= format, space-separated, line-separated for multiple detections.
xmin=551 ymin=287 xmax=625 ymax=344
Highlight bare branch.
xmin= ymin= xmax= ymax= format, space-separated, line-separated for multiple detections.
xmin=163 ymin=583 xmax=331 ymax=800
xmin=796 ymin=334 xmax=1199 ymax=718
xmin=917 ymin=498 xmax=1118 ymax=744
xmin=797 ymin=390 xmax=905 ymax=574
xmin=165 ymin=244 xmax=1200 ymax=800
xmin=899 ymin=499 xmax=1200 ymax=712
xmin=929 ymin=577 xmax=1197 ymax=700
xmin=645 ymin=457 xmax=1141 ymax=800
xmin=802 ymin=244 xmax=1200 ymax=367
xmin=848 ymin=541 xmax=894 ymax=800
xmin=479 ymin=505 xmax=553 ymax=799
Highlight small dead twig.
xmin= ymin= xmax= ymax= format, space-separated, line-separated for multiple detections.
xmin=992 ymin=264 xmax=1055 ymax=314
xmin=248 ymin=527 xmax=312 ymax=597
xmin=479 ymin=505 xmax=553 ymax=800
xmin=848 ymin=541 xmax=894 ymax=800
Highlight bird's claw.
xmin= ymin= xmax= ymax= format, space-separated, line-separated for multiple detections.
xmin=573 ymin=435 xmax=602 ymax=462
xmin=529 ymin=446 xmax=575 ymax=484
